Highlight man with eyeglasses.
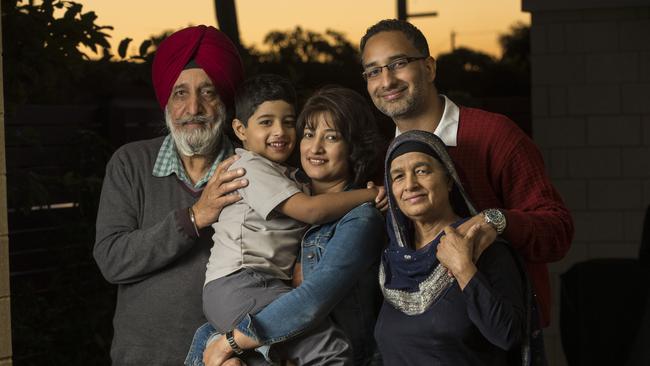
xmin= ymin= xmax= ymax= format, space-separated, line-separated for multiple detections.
xmin=360 ymin=19 xmax=574 ymax=330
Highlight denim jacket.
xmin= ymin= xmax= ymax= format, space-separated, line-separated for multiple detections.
xmin=237 ymin=201 xmax=385 ymax=364
xmin=185 ymin=202 xmax=386 ymax=366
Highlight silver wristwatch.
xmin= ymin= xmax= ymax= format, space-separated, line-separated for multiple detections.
xmin=482 ymin=209 xmax=506 ymax=235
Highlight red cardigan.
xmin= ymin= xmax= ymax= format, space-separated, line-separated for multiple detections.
xmin=448 ymin=107 xmax=574 ymax=326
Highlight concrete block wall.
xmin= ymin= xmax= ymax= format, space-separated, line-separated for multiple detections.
xmin=524 ymin=1 xmax=650 ymax=364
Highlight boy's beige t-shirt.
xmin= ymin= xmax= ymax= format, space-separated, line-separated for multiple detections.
xmin=205 ymin=148 xmax=308 ymax=284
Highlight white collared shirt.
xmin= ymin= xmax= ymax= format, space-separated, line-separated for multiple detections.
xmin=395 ymin=95 xmax=459 ymax=146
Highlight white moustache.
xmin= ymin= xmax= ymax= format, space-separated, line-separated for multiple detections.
xmin=174 ymin=116 xmax=212 ymax=125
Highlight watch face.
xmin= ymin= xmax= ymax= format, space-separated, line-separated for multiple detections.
xmin=485 ymin=210 xmax=496 ymax=222
xmin=484 ymin=209 xmax=505 ymax=234
xmin=487 ymin=209 xmax=502 ymax=221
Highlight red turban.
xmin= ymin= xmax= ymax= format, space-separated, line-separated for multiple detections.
xmin=152 ymin=25 xmax=244 ymax=109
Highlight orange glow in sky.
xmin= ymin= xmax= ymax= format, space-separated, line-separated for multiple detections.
xmin=77 ymin=0 xmax=529 ymax=58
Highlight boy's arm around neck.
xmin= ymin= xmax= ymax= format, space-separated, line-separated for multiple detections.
xmin=276 ymin=187 xmax=378 ymax=225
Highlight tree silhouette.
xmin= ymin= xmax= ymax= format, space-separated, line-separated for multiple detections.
xmin=436 ymin=47 xmax=497 ymax=99
xmin=499 ymin=22 xmax=530 ymax=72
xmin=261 ymin=27 xmax=357 ymax=64
xmin=435 ymin=23 xmax=530 ymax=99
xmin=497 ymin=22 xmax=530 ymax=95
xmin=1 ymin=0 xmax=112 ymax=106
xmin=248 ymin=26 xmax=366 ymax=100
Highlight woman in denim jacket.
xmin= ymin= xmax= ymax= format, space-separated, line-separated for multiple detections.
xmin=191 ymin=86 xmax=387 ymax=366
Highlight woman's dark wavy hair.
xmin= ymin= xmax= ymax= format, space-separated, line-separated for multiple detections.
xmin=297 ymin=85 xmax=384 ymax=187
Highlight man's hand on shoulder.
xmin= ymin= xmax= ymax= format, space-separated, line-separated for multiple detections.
xmin=456 ymin=215 xmax=497 ymax=262
xmin=193 ymin=154 xmax=248 ymax=228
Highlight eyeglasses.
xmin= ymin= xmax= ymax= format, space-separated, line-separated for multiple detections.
xmin=361 ymin=56 xmax=427 ymax=80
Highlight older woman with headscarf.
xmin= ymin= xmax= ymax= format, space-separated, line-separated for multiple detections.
xmin=374 ymin=130 xmax=539 ymax=365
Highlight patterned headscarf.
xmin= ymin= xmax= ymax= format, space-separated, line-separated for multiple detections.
xmin=380 ymin=130 xmax=477 ymax=315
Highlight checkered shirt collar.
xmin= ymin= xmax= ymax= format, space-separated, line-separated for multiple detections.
xmin=152 ymin=134 xmax=234 ymax=189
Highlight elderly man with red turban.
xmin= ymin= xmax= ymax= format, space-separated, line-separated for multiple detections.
xmin=94 ymin=25 xmax=247 ymax=365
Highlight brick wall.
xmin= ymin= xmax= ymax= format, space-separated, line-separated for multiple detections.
xmin=523 ymin=0 xmax=650 ymax=364
xmin=0 ymin=2 xmax=13 ymax=364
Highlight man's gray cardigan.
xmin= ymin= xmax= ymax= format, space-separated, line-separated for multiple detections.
xmin=94 ymin=136 xmax=223 ymax=365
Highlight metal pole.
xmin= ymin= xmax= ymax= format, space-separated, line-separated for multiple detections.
xmin=397 ymin=0 xmax=437 ymax=21
xmin=397 ymin=0 xmax=407 ymax=20
xmin=451 ymin=30 xmax=456 ymax=51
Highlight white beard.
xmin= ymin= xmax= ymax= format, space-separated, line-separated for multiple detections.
xmin=165 ymin=105 xmax=226 ymax=157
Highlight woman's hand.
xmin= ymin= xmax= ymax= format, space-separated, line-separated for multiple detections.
xmin=203 ymin=335 xmax=234 ymax=366
xmin=204 ymin=330 xmax=261 ymax=366
xmin=437 ymin=225 xmax=480 ymax=290
xmin=367 ymin=181 xmax=388 ymax=212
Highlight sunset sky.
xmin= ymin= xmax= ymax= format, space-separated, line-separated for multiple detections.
xmin=77 ymin=0 xmax=530 ymax=58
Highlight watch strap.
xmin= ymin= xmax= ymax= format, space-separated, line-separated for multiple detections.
xmin=226 ymin=330 xmax=244 ymax=355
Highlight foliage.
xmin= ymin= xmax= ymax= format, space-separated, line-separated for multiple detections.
xmin=436 ymin=47 xmax=497 ymax=99
xmin=435 ymin=23 xmax=531 ymax=99
xmin=2 ymin=0 xmax=531 ymax=106
xmin=261 ymin=27 xmax=357 ymax=64
xmin=249 ymin=27 xmax=366 ymax=102
xmin=497 ymin=22 xmax=531 ymax=95
xmin=1 ymin=0 xmax=167 ymax=110
xmin=113 ymin=29 xmax=173 ymax=63
xmin=1 ymin=0 xmax=112 ymax=106
xmin=499 ymin=22 xmax=530 ymax=71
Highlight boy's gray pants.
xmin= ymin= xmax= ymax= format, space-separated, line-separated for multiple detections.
xmin=203 ymin=268 xmax=352 ymax=365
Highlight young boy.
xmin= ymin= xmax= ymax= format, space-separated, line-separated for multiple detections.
xmin=202 ymin=74 xmax=379 ymax=364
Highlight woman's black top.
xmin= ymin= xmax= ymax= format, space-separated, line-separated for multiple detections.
xmin=375 ymin=241 xmax=525 ymax=366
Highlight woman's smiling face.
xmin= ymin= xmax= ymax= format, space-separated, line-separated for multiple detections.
xmin=300 ymin=111 xmax=351 ymax=187
xmin=389 ymin=151 xmax=453 ymax=222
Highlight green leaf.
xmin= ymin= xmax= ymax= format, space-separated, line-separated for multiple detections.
xmin=64 ymin=3 xmax=82 ymax=20
xmin=118 ymin=38 xmax=132 ymax=59
xmin=101 ymin=46 xmax=112 ymax=61
xmin=80 ymin=11 xmax=97 ymax=24
xmin=139 ymin=39 xmax=152 ymax=58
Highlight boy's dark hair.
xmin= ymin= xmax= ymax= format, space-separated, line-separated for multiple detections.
xmin=297 ymin=85 xmax=385 ymax=187
xmin=235 ymin=74 xmax=296 ymax=125
xmin=360 ymin=19 xmax=430 ymax=57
